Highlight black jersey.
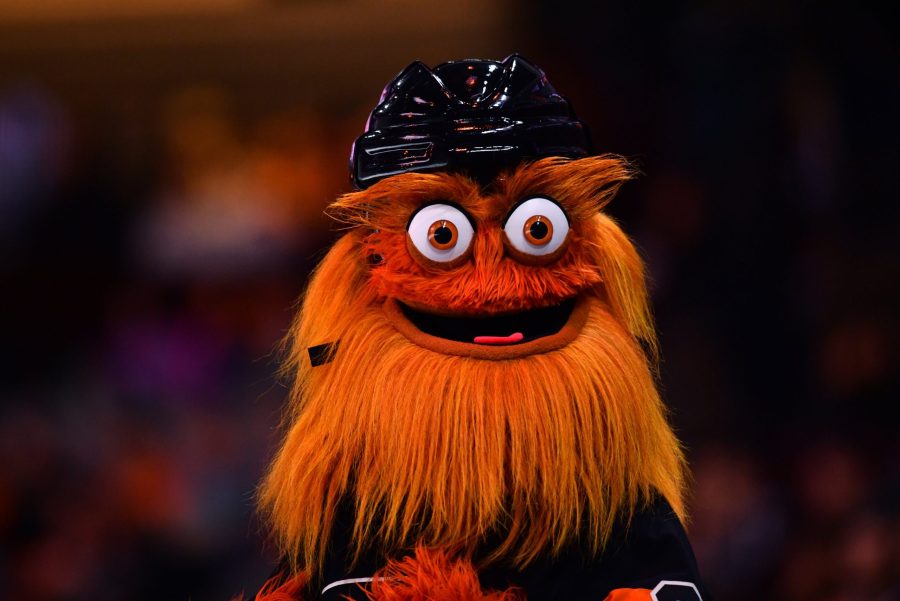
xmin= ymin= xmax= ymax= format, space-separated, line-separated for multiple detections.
xmin=299 ymin=493 xmax=709 ymax=601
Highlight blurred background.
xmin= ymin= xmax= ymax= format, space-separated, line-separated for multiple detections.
xmin=1 ymin=1 xmax=897 ymax=599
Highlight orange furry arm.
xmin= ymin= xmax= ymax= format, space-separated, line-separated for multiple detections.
xmin=604 ymin=589 xmax=652 ymax=601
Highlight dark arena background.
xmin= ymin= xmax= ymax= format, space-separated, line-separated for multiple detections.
xmin=1 ymin=1 xmax=898 ymax=600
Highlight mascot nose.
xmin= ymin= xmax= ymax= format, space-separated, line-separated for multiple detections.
xmin=472 ymin=225 xmax=505 ymax=269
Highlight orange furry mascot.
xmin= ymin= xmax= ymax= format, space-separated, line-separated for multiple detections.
xmin=252 ymin=56 xmax=707 ymax=601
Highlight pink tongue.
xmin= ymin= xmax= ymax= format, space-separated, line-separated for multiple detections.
xmin=473 ymin=332 xmax=525 ymax=345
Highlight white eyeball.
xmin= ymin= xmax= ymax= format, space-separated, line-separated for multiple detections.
xmin=503 ymin=197 xmax=569 ymax=256
xmin=407 ymin=203 xmax=475 ymax=264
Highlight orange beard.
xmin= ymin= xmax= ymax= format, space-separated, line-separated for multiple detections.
xmin=259 ymin=157 xmax=687 ymax=577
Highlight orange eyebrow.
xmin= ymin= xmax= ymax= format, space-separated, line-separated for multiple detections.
xmin=330 ymin=155 xmax=635 ymax=233
xmin=329 ymin=171 xmax=486 ymax=233
xmin=495 ymin=155 xmax=636 ymax=222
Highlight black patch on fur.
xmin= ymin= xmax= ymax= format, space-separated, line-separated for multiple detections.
xmin=308 ymin=341 xmax=339 ymax=367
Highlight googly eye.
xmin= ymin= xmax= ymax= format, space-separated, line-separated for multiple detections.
xmin=428 ymin=219 xmax=458 ymax=250
xmin=407 ymin=203 xmax=475 ymax=264
xmin=503 ymin=197 xmax=569 ymax=258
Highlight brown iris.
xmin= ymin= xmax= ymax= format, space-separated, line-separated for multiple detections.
xmin=523 ymin=215 xmax=553 ymax=246
xmin=428 ymin=220 xmax=458 ymax=250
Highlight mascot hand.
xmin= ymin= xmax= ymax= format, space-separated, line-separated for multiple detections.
xmin=366 ymin=547 xmax=521 ymax=601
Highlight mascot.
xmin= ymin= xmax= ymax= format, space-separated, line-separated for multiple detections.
xmin=252 ymin=55 xmax=707 ymax=601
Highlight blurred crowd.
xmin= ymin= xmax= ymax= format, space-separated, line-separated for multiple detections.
xmin=1 ymin=83 xmax=339 ymax=599
xmin=1 ymin=2 xmax=898 ymax=600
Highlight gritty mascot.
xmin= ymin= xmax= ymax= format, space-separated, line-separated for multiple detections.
xmin=251 ymin=55 xmax=708 ymax=601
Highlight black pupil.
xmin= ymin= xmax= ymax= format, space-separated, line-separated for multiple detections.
xmin=529 ymin=220 xmax=549 ymax=240
xmin=433 ymin=224 xmax=453 ymax=245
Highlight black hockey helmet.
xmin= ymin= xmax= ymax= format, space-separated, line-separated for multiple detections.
xmin=350 ymin=54 xmax=592 ymax=189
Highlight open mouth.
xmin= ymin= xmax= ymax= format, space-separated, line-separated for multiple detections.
xmin=383 ymin=296 xmax=590 ymax=359
xmin=399 ymin=298 xmax=576 ymax=345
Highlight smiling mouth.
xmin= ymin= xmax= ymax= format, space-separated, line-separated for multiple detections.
xmin=383 ymin=296 xmax=590 ymax=360
xmin=399 ymin=298 xmax=576 ymax=345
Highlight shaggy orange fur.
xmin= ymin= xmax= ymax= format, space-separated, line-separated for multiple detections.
xmin=366 ymin=547 xmax=522 ymax=601
xmin=259 ymin=155 xmax=685 ymax=577
xmin=254 ymin=570 xmax=310 ymax=601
